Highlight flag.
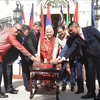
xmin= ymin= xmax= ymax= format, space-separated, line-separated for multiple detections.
xmin=58 ymin=6 xmax=64 ymax=25
xmin=73 ymin=1 xmax=79 ymax=23
xmin=46 ymin=5 xmax=52 ymax=26
xmin=40 ymin=3 xmax=44 ymax=42
xmin=20 ymin=5 xmax=25 ymax=24
xmin=66 ymin=2 xmax=71 ymax=27
xmin=62 ymin=19 xmax=66 ymax=27
xmin=91 ymin=1 xmax=95 ymax=27
xmin=37 ymin=4 xmax=44 ymax=57
xmin=29 ymin=4 xmax=34 ymax=29
xmin=58 ymin=6 xmax=66 ymax=28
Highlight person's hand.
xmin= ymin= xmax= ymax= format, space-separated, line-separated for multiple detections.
xmin=44 ymin=58 xmax=48 ymax=64
xmin=50 ymin=59 xmax=56 ymax=64
xmin=57 ymin=58 xmax=64 ymax=63
xmin=53 ymin=57 xmax=61 ymax=64
xmin=30 ymin=55 xmax=36 ymax=62
xmin=35 ymin=56 xmax=40 ymax=62
xmin=29 ymin=55 xmax=40 ymax=62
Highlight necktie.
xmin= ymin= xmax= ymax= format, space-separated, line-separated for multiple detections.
xmin=78 ymin=34 xmax=85 ymax=42
xmin=78 ymin=34 xmax=95 ymax=56
xmin=22 ymin=37 xmax=25 ymax=45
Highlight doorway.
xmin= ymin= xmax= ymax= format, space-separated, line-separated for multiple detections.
xmin=44 ymin=14 xmax=72 ymax=36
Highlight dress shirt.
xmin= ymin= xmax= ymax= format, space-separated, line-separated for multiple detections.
xmin=22 ymin=37 xmax=25 ymax=45
xmin=79 ymin=28 xmax=85 ymax=40
xmin=53 ymin=34 xmax=67 ymax=59
xmin=0 ymin=28 xmax=31 ymax=62
xmin=62 ymin=29 xmax=84 ymax=61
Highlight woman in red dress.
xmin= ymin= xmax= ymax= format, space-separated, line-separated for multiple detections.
xmin=40 ymin=25 xmax=55 ymax=88
xmin=40 ymin=25 xmax=55 ymax=64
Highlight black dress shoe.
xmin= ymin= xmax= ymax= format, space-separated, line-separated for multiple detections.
xmin=62 ymin=86 xmax=66 ymax=91
xmin=81 ymin=92 xmax=96 ymax=99
xmin=75 ymin=90 xmax=84 ymax=94
xmin=7 ymin=89 xmax=18 ymax=94
xmin=95 ymin=93 xmax=100 ymax=100
xmin=95 ymin=97 xmax=100 ymax=100
xmin=25 ymin=88 xmax=30 ymax=92
xmin=0 ymin=93 xmax=8 ymax=98
xmin=71 ymin=85 xmax=75 ymax=92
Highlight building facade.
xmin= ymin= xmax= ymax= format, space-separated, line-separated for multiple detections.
xmin=0 ymin=0 xmax=97 ymax=79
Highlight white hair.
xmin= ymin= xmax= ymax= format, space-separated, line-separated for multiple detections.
xmin=46 ymin=25 xmax=53 ymax=31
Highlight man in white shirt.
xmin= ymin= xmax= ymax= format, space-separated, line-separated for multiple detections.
xmin=52 ymin=25 xmax=68 ymax=91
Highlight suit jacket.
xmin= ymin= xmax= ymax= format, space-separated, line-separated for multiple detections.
xmin=20 ymin=29 xmax=40 ymax=64
xmin=24 ymin=29 xmax=40 ymax=56
xmin=59 ymin=45 xmax=68 ymax=58
xmin=64 ymin=26 xmax=100 ymax=59
xmin=60 ymin=36 xmax=82 ymax=58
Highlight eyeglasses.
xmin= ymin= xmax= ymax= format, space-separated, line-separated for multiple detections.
xmin=15 ymin=27 xmax=22 ymax=33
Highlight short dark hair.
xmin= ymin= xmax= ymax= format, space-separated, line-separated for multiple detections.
xmin=68 ymin=21 xmax=79 ymax=28
xmin=57 ymin=25 xmax=65 ymax=31
xmin=34 ymin=21 xmax=42 ymax=27
xmin=22 ymin=25 xmax=30 ymax=32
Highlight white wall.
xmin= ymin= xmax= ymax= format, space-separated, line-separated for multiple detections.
xmin=0 ymin=0 xmax=92 ymax=27
xmin=1 ymin=0 xmax=98 ymax=78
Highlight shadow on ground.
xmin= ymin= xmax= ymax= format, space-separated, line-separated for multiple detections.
xmin=1 ymin=80 xmax=23 ymax=92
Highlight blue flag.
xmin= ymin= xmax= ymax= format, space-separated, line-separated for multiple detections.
xmin=58 ymin=6 xmax=64 ymax=25
xmin=46 ymin=5 xmax=52 ymax=26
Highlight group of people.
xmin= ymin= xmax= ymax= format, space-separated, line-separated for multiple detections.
xmin=0 ymin=21 xmax=41 ymax=98
xmin=54 ymin=21 xmax=100 ymax=100
xmin=0 ymin=20 xmax=100 ymax=100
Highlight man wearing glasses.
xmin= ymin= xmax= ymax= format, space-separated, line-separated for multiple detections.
xmin=3 ymin=24 xmax=31 ymax=95
xmin=0 ymin=23 xmax=38 ymax=98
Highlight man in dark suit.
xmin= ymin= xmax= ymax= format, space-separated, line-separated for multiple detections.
xmin=66 ymin=35 xmax=85 ymax=93
xmin=20 ymin=21 xmax=42 ymax=91
xmin=57 ymin=21 xmax=100 ymax=100
xmin=57 ymin=35 xmax=85 ymax=93
xmin=25 ymin=21 xmax=42 ymax=57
